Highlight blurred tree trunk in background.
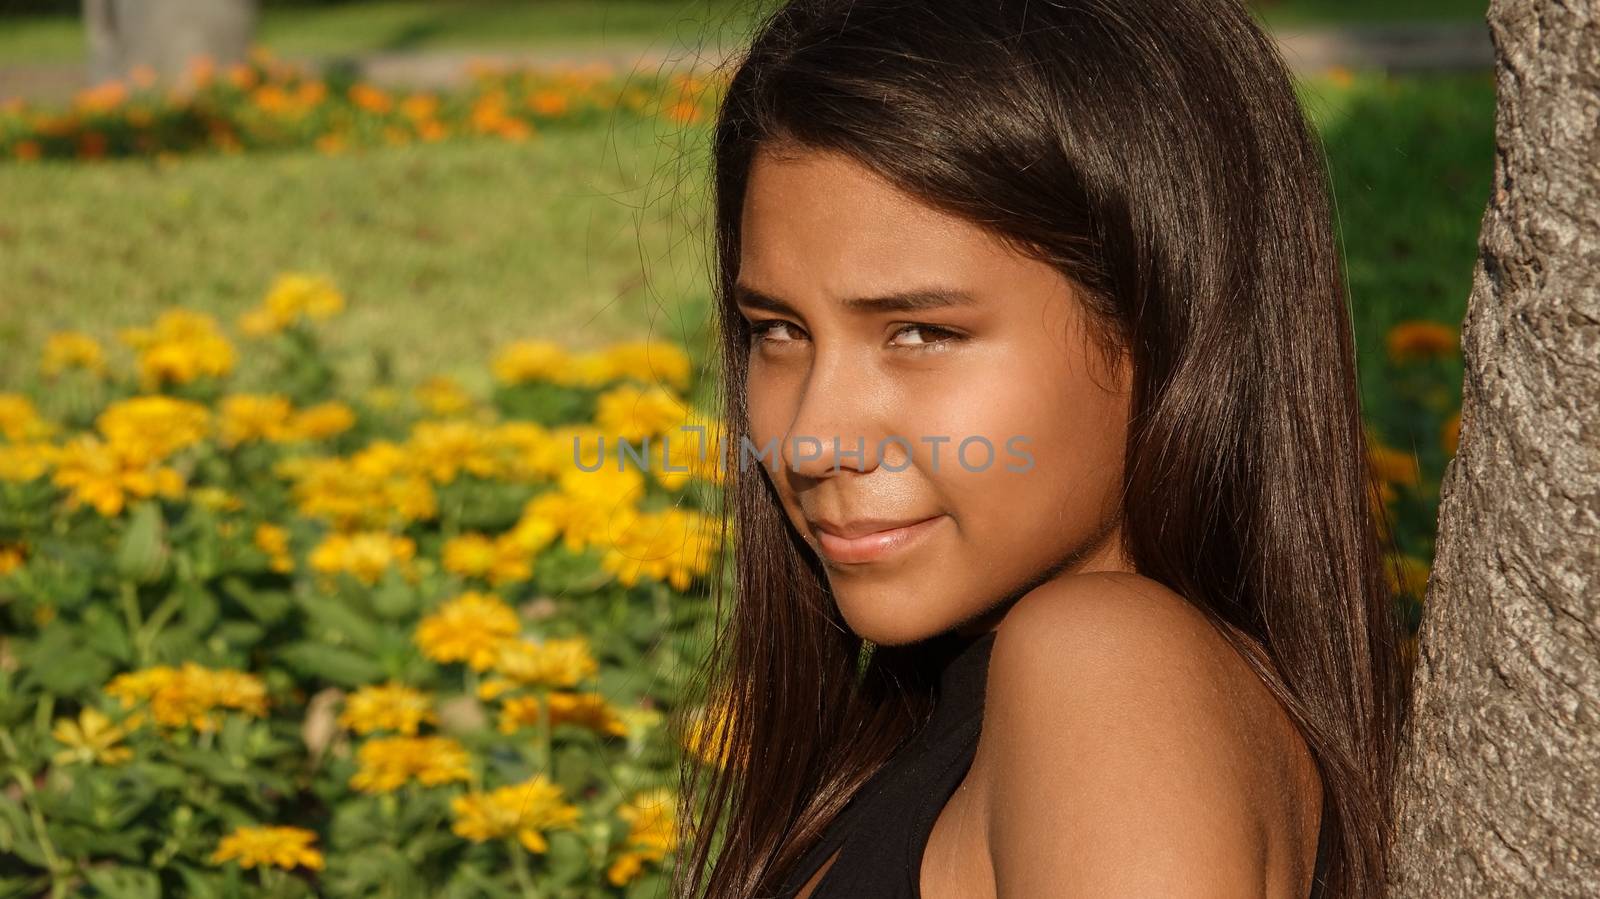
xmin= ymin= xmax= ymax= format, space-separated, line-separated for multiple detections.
xmin=1388 ymin=0 xmax=1599 ymax=897
xmin=83 ymin=0 xmax=258 ymax=87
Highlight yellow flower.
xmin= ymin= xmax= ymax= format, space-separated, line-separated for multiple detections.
xmin=105 ymin=662 xmax=269 ymax=731
xmin=219 ymin=393 xmax=296 ymax=445
xmin=491 ymin=339 xmax=575 ymax=386
xmin=498 ymin=691 xmax=629 ymax=737
xmin=606 ymin=788 xmax=678 ymax=886
xmin=210 ymin=825 xmax=324 ymax=871
xmin=0 ymin=542 xmax=25 ymax=575
xmin=600 ymin=507 xmax=719 ymax=591
xmin=51 ymin=435 xmax=186 ymax=516
xmin=655 ymin=413 xmax=726 ymax=491
xmin=281 ymin=441 xmax=437 ymax=530
xmin=441 ymin=532 xmax=534 ymax=585
xmin=491 ymin=637 xmax=598 ymax=689
xmin=415 ymin=591 xmax=520 ymax=671
xmin=1386 ymin=320 xmax=1459 ymax=364
xmin=599 ymin=339 xmax=692 ymax=392
xmin=240 ymin=272 xmax=346 ymax=336
xmin=40 ymin=331 xmax=107 ymax=378
xmin=309 ymin=531 xmax=417 ymax=585
xmin=50 ymin=707 xmax=134 ymax=766
xmin=96 ymin=395 xmax=211 ymax=461
xmin=349 ymin=735 xmax=471 ymax=793
xmin=450 ymin=776 xmax=580 ymax=853
xmin=1368 ymin=441 xmax=1422 ymax=488
xmin=284 ymin=401 xmax=355 ymax=441
xmin=0 ymin=393 xmax=55 ymax=443
xmin=338 ymin=682 xmax=437 ymax=735
xmin=415 ymin=375 xmax=473 ymax=417
xmin=684 ymin=697 xmax=737 ymax=769
xmin=118 ymin=309 xmax=236 ymax=389
xmin=595 ymin=383 xmax=688 ymax=442
xmin=254 ymin=523 xmax=294 ymax=573
xmin=0 ymin=442 xmax=56 ymax=482
xmin=406 ymin=419 xmax=503 ymax=483
xmin=1386 ymin=553 xmax=1432 ymax=600
xmin=1442 ymin=409 xmax=1461 ymax=457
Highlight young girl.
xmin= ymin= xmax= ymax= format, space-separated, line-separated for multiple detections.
xmin=673 ymin=1 xmax=1409 ymax=897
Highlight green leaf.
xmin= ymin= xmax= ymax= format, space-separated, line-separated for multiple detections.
xmin=115 ymin=501 xmax=170 ymax=585
xmin=278 ymin=641 xmax=386 ymax=688
xmin=82 ymin=866 xmax=161 ymax=899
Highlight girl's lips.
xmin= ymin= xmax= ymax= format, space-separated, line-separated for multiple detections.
xmin=813 ymin=514 xmax=946 ymax=564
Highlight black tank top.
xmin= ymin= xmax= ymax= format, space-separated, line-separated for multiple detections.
xmin=774 ymin=629 xmax=997 ymax=899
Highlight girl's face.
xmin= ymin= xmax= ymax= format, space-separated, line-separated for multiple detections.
xmin=737 ymin=143 xmax=1136 ymax=645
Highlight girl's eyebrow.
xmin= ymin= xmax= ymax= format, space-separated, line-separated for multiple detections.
xmin=734 ymin=283 xmax=981 ymax=315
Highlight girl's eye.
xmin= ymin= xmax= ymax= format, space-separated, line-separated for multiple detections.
xmin=889 ymin=324 xmax=962 ymax=351
xmin=749 ymin=320 xmax=805 ymax=348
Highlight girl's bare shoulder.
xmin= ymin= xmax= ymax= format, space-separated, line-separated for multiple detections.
xmin=976 ymin=571 xmax=1322 ymax=897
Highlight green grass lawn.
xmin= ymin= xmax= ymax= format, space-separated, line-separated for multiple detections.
xmin=0 ymin=111 xmax=720 ymax=396
xmin=0 ymin=0 xmax=1486 ymax=65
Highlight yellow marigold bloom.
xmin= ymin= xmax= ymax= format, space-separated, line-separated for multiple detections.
xmin=600 ymin=507 xmax=719 ymax=591
xmin=1386 ymin=553 xmax=1432 ymax=600
xmin=254 ymin=523 xmax=294 ymax=573
xmin=281 ymin=442 xmax=437 ymax=529
xmin=683 ymin=698 xmax=737 ymax=769
xmin=655 ymin=413 xmax=726 ymax=491
xmin=1368 ymin=441 xmax=1422 ymax=487
xmin=96 ymin=395 xmax=211 ymax=461
xmin=415 ymin=375 xmax=474 ymax=417
xmin=0 ymin=542 xmax=25 ymax=575
xmin=1442 ymin=409 xmax=1461 ymax=457
xmin=488 ymin=421 xmax=556 ymax=481
xmin=40 ymin=331 xmax=108 ymax=378
xmin=105 ymin=662 xmax=269 ymax=731
xmin=1386 ymin=320 xmax=1460 ymax=364
xmin=595 ymin=383 xmax=688 ymax=442
xmin=0 ymin=393 xmax=54 ymax=442
xmin=309 ymin=531 xmax=417 ymax=585
xmin=441 ymin=531 xmax=534 ymax=585
xmin=338 ymin=682 xmax=437 ymax=735
xmin=219 ymin=393 xmax=296 ymax=446
xmin=0 ymin=442 xmax=55 ymax=482
xmin=519 ymin=424 xmax=607 ymax=480
xmin=491 ymin=339 xmax=575 ymax=386
xmin=210 ymin=825 xmax=324 ymax=871
xmin=600 ymin=340 xmax=692 ymax=392
xmin=406 ymin=419 xmax=502 ymax=483
xmin=606 ymin=788 xmax=679 ymax=886
xmin=284 ymin=401 xmax=355 ymax=441
xmin=50 ymin=707 xmax=134 ymax=766
xmin=51 ymin=435 xmax=185 ymax=516
xmin=349 ymin=735 xmax=471 ymax=793
xmin=240 ymin=272 xmax=347 ymax=337
xmin=415 ymin=591 xmax=520 ymax=671
xmin=450 ymin=776 xmax=581 ymax=853
xmin=498 ymin=691 xmax=629 ymax=737
xmin=118 ymin=309 xmax=236 ymax=388
xmin=493 ymin=637 xmax=598 ymax=688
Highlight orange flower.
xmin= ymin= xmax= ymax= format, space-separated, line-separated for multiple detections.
xmin=1386 ymin=320 xmax=1459 ymax=364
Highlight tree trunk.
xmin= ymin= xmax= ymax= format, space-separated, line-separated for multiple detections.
xmin=1388 ymin=1 xmax=1600 ymax=897
xmin=82 ymin=0 xmax=258 ymax=88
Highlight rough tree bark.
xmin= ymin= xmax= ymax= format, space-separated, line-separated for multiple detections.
xmin=82 ymin=0 xmax=258 ymax=88
xmin=1388 ymin=1 xmax=1599 ymax=897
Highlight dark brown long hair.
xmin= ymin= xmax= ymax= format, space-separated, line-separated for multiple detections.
xmin=669 ymin=2 xmax=1410 ymax=897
